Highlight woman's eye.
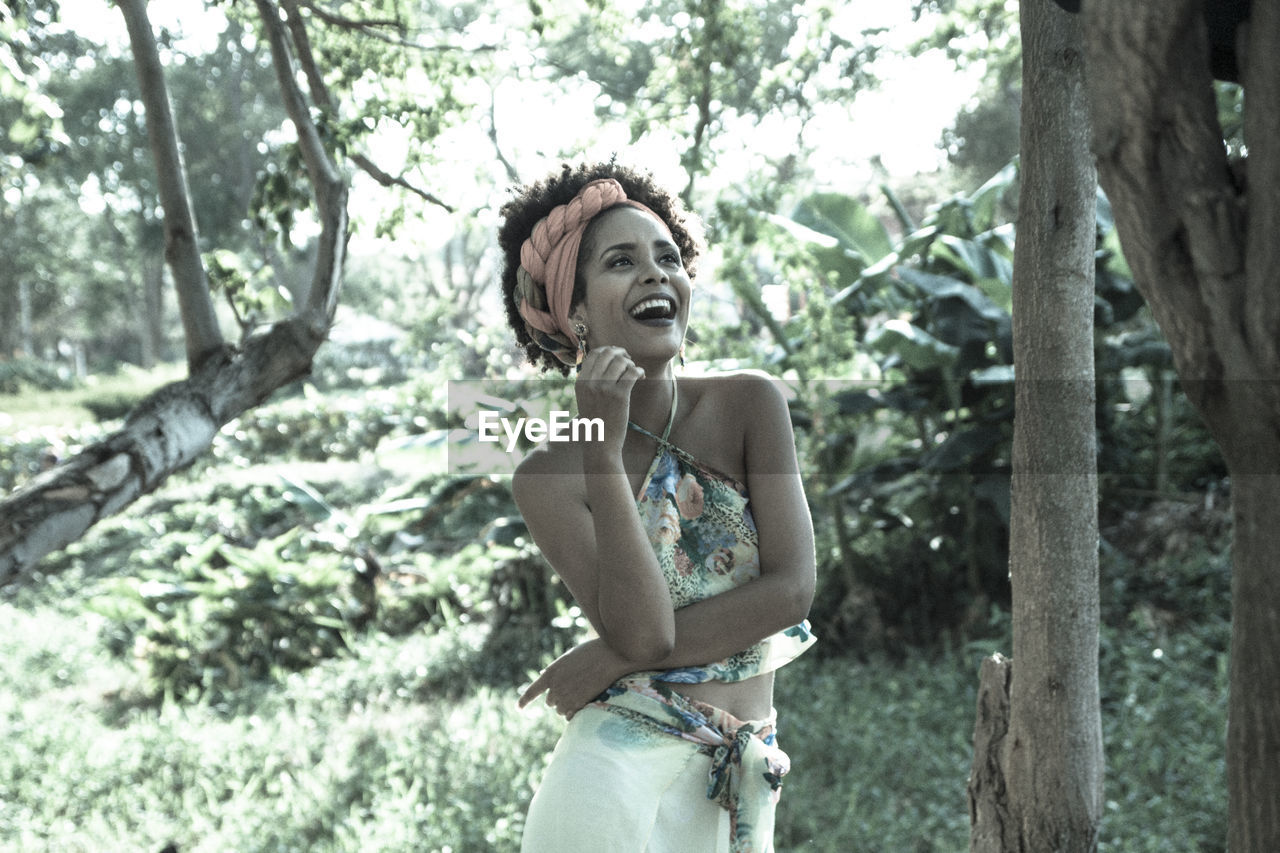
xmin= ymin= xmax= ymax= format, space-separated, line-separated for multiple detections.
xmin=609 ymin=255 xmax=633 ymax=267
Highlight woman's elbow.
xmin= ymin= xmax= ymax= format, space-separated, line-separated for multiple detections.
xmin=784 ymin=570 xmax=816 ymax=624
xmin=608 ymin=624 xmax=676 ymax=665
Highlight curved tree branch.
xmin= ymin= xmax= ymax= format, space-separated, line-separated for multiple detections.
xmin=255 ymin=0 xmax=348 ymax=331
xmin=117 ymin=0 xmax=223 ymax=369
xmin=294 ymin=0 xmax=498 ymax=53
xmin=294 ymin=0 xmax=403 ymax=31
xmin=487 ymin=84 xmax=520 ymax=184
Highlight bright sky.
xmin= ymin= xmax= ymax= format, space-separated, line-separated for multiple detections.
xmin=48 ymin=0 xmax=988 ymax=362
xmin=58 ymin=0 xmax=981 ymax=188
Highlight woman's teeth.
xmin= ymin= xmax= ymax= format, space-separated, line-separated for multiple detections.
xmin=629 ymin=297 xmax=675 ymax=320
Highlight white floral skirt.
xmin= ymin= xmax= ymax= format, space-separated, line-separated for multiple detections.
xmin=520 ymin=677 xmax=787 ymax=853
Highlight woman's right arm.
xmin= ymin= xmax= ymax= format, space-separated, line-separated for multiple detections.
xmin=511 ymin=347 xmax=676 ymax=663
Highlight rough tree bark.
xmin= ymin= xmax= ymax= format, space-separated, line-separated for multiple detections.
xmin=1086 ymin=1 xmax=1280 ymax=847
xmin=968 ymin=0 xmax=1103 ymax=849
xmin=0 ymin=0 xmax=349 ymax=585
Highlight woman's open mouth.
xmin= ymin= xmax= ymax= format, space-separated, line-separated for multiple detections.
xmin=628 ymin=296 xmax=678 ymax=325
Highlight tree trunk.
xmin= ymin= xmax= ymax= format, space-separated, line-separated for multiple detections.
xmin=17 ymin=277 xmax=34 ymax=357
xmin=1086 ymin=1 xmax=1280 ymax=846
xmin=143 ymin=256 xmax=167 ymax=366
xmin=968 ymin=654 xmax=1015 ymax=848
xmin=968 ymin=1 xmax=1103 ymax=849
xmin=117 ymin=0 xmax=224 ymax=370
xmin=1228 ymin=473 xmax=1280 ymax=849
xmin=0 ymin=0 xmax=349 ymax=584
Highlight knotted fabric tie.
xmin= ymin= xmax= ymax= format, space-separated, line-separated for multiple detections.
xmin=515 ymin=178 xmax=672 ymax=366
xmin=704 ymin=722 xmax=789 ymax=850
xmin=589 ymin=675 xmax=789 ymax=853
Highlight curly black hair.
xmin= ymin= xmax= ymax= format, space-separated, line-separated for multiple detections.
xmin=497 ymin=160 xmax=703 ymax=375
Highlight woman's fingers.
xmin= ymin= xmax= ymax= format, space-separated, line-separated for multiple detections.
xmin=574 ymin=348 xmax=644 ymax=446
xmin=518 ymin=674 xmax=577 ymax=719
xmin=518 ymin=671 xmax=549 ymax=709
xmin=579 ymin=347 xmax=645 ymax=383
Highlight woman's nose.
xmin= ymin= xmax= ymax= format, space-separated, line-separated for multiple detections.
xmin=640 ymin=257 xmax=669 ymax=283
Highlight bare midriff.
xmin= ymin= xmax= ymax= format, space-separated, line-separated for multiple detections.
xmin=671 ymin=671 xmax=775 ymax=722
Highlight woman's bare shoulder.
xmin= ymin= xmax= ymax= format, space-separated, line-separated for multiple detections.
xmin=685 ymin=370 xmax=788 ymax=414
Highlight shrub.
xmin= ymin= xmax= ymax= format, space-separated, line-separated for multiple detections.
xmin=0 ymin=424 xmax=104 ymax=494
xmin=0 ymin=356 xmax=76 ymax=394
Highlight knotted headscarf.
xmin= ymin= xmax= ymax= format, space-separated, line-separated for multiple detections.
xmin=515 ymin=178 xmax=672 ymax=366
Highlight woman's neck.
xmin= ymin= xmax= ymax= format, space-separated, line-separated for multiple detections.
xmin=626 ymin=367 xmax=677 ymax=435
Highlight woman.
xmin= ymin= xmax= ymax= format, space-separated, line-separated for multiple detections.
xmin=498 ymin=162 xmax=816 ymax=853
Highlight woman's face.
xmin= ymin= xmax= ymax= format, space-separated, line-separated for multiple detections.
xmin=572 ymin=206 xmax=691 ymax=366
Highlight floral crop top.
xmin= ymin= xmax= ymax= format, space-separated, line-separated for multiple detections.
xmin=628 ymin=413 xmax=815 ymax=686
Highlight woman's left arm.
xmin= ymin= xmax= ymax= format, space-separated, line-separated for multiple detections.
xmin=521 ymin=374 xmax=816 ymax=713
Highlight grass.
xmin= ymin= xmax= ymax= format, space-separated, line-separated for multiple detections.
xmin=0 ymin=362 xmax=187 ymax=433
xmin=0 ymin=602 xmax=559 ymax=852
xmin=0 ymin=585 xmax=1228 ymax=852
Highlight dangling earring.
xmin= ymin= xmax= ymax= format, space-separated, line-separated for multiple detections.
xmin=679 ymin=340 xmax=686 ymax=370
xmin=574 ymin=322 xmax=588 ymax=368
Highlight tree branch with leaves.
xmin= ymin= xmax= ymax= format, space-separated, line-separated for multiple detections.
xmin=0 ymin=0 xmax=352 ymax=584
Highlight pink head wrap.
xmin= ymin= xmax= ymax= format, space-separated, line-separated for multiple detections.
xmin=514 ymin=178 xmax=673 ymax=366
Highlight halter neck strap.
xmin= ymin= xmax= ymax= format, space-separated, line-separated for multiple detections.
xmin=628 ymin=380 xmax=678 ymax=443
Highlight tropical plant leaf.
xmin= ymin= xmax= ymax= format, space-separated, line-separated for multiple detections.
xmin=934 ymin=234 xmax=1007 ymax=283
xmin=866 ymin=319 xmax=960 ymax=372
xmin=969 ymin=159 xmax=1018 ymax=231
xmin=791 ymin=192 xmax=894 ymax=266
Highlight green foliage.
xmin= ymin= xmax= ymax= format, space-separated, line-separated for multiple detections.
xmin=1096 ymin=539 xmax=1230 ymax=851
xmin=79 ymin=389 xmax=145 ymax=422
xmin=249 ymin=144 xmax=317 ymax=251
xmin=542 ymin=0 xmax=878 ymax=201
xmin=0 ymin=352 xmax=1234 ymax=848
xmin=205 ymin=248 xmax=291 ymax=333
xmin=0 ymin=605 xmax=559 ymax=852
xmin=91 ymin=528 xmax=360 ymax=701
xmin=718 ymin=163 xmax=1222 ymax=653
xmin=777 ymin=651 xmax=975 ymax=849
xmin=0 ymin=424 xmax=103 ymax=494
xmin=747 ymin=172 xmax=1018 ymax=649
xmin=0 ymin=0 xmax=72 ymax=171
xmin=15 ymin=388 xmax=577 ymax=702
xmin=212 ymin=384 xmax=428 ymax=463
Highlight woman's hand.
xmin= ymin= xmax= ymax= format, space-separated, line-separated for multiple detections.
xmin=574 ymin=346 xmax=644 ymax=454
xmin=518 ymin=638 xmax=631 ymax=720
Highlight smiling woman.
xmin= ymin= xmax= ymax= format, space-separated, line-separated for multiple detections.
xmin=495 ymin=162 xmax=817 ymax=852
